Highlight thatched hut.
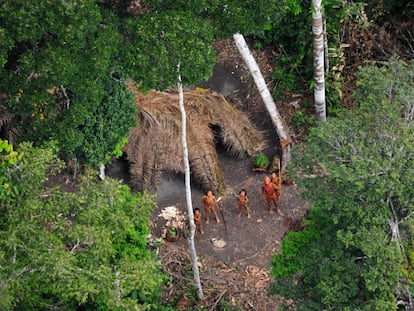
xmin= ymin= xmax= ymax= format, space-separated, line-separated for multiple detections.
xmin=125 ymin=84 xmax=266 ymax=194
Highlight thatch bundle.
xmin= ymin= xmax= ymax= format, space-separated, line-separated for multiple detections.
xmin=125 ymin=84 xmax=266 ymax=194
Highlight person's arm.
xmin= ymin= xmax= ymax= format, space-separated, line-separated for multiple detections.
xmin=261 ymin=186 xmax=266 ymax=200
xmin=272 ymin=182 xmax=281 ymax=190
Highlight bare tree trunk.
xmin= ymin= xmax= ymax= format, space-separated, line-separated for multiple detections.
xmin=233 ymin=33 xmax=291 ymax=170
xmin=114 ymin=269 xmax=121 ymax=307
xmin=99 ymin=164 xmax=105 ymax=180
xmin=313 ymin=0 xmax=327 ymax=122
xmin=323 ymin=15 xmax=329 ymax=73
xmin=177 ymin=64 xmax=204 ymax=299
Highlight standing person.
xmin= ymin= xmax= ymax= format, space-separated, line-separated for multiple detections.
xmin=237 ymin=189 xmax=251 ymax=218
xmin=202 ymin=190 xmax=221 ymax=224
xmin=193 ymin=208 xmax=204 ymax=235
xmin=270 ymin=171 xmax=282 ymax=200
xmin=261 ymin=176 xmax=283 ymax=216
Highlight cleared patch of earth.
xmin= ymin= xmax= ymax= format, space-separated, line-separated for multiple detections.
xmin=147 ymin=39 xmax=309 ymax=310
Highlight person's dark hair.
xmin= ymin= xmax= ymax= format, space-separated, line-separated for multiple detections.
xmin=194 ymin=207 xmax=200 ymax=212
xmin=239 ymin=189 xmax=247 ymax=196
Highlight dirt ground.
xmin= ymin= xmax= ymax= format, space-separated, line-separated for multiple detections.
xmin=148 ymin=39 xmax=309 ymax=310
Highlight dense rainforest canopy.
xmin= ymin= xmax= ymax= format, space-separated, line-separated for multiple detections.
xmin=271 ymin=59 xmax=414 ymax=310
xmin=1 ymin=0 xmax=414 ymax=310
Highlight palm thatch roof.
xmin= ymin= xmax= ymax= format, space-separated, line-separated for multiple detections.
xmin=125 ymin=84 xmax=266 ymax=194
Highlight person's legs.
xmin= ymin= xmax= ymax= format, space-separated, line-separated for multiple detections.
xmin=266 ymin=198 xmax=273 ymax=214
xmin=204 ymin=207 xmax=210 ymax=224
xmin=211 ymin=207 xmax=221 ymax=223
xmin=238 ymin=204 xmax=243 ymax=217
xmin=196 ymin=223 xmax=204 ymax=235
xmin=271 ymin=196 xmax=283 ymax=216
xmin=246 ymin=206 xmax=251 ymax=218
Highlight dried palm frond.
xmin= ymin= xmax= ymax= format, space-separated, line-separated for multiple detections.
xmin=0 ymin=106 xmax=11 ymax=129
xmin=125 ymin=84 xmax=266 ymax=194
xmin=0 ymin=105 xmax=18 ymax=144
xmin=186 ymin=116 xmax=224 ymax=193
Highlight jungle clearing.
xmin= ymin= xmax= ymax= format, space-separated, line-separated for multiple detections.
xmin=146 ymin=38 xmax=310 ymax=310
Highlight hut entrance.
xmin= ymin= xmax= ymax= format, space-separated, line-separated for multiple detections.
xmin=209 ymin=124 xmax=227 ymax=155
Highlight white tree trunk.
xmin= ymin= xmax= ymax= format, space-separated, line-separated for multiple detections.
xmin=177 ymin=65 xmax=204 ymax=299
xmin=233 ymin=33 xmax=291 ymax=169
xmin=323 ymin=15 xmax=329 ymax=73
xmin=99 ymin=164 xmax=105 ymax=180
xmin=313 ymin=0 xmax=327 ymax=122
xmin=114 ymin=269 xmax=121 ymax=307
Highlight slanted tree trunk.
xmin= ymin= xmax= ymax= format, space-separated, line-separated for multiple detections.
xmin=313 ymin=0 xmax=327 ymax=122
xmin=233 ymin=33 xmax=291 ymax=170
xmin=177 ymin=64 xmax=204 ymax=299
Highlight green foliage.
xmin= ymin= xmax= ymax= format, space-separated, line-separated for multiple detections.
xmin=271 ymin=66 xmax=300 ymax=99
xmin=354 ymin=57 xmax=414 ymax=121
xmin=270 ymin=59 xmax=414 ymax=309
xmin=0 ymin=26 xmax=13 ymax=71
xmin=365 ymin=0 xmax=414 ymax=20
xmin=57 ymin=76 xmax=137 ymax=164
xmin=291 ymin=110 xmax=316 ymax=129
xmin=253 ymin=152 xmax=270 ymax=168
xmin=0 ymin=139 xmax=24 ymax=203
xmin=255 ymin=0 xmax=367 ymax=103
xmin=167 ymin=226 xmax=178 ymax=237
xmin=0 ymin=1 xmax=130 ymax=164
xmin=259 ymin=0 xmax=312 ymax=99
xmin=271 ymin=219 xmax=320 ymax=278
xmin=0 ymin=0 xmax=121 ymax=117
xmin=121 ymin=11 xmax=216 ymax=91
xmin=0 ymin=2 xmax=214 ymax=165
xmin=146 ymin=0 xmax=280 ymax=38
xmin=0 ymin=139 xmax=23 ymax=167
xmin=0 ymin=143 xmax=166 ymax=310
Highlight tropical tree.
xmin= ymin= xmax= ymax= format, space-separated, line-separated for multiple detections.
xmin=0 ymin=1 xmax=130 ymax=164
xmin=120 ymin=10 xmax=216 ymax=91
xmin=145 ymin=0 xmax=282 ymax=38
xmin=0 ymin=1 xmax=216 ymax=166
xmin=269 ymin=58 xmax=414 ymax=310
xmin=0 ymin=141 xmax=167 ymax=310
xmin=56 ymin=75 xmax=137 ymax=164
